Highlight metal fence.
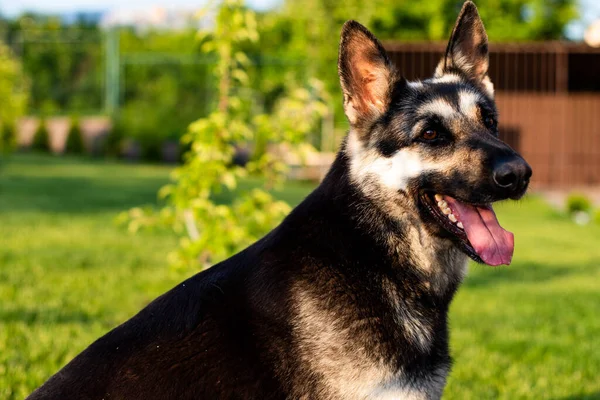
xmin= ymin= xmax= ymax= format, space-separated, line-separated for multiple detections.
xmin=385 ymin=42 xmax=600 ymax=188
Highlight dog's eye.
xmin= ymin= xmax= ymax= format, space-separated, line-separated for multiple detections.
xmin=484 ymin=116 xmax=497 ymax=129
xmin=422 ymin=130 xmax=438 ymax=141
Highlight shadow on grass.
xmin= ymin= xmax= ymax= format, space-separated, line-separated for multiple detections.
xmin=1 ymin=154 xmax=315 ymax=214
xmin=0 ymin=175 xmax=169 ymax=214
xmin=0 ymin=307 xmax=95 ymax=325
xmin=463 ymin=261 xmax=584 ymax=288
xmin=6 ymin=152 xmax=106 ymax=166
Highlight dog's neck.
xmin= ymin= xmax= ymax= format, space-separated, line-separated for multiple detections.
xmin=319 ymin=143 xmax=468 ymax=298
xmin=281 ymin=147 xmax=466 ymax=398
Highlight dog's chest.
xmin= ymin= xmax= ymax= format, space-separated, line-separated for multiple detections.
xmin=292 ymin=282 xmax=451 ymax=400
xmin=322 ymin=367 xmax=449 ymax=400
xmin=367 ymin=370 xmax=449 ymax=400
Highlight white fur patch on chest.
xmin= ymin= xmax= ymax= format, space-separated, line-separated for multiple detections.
xmin=293 ymin=286 xmax=450 ymax=400
xmin=368 ymin=365 xmax=449 ymax=400
xmin=368 ymin=386 xmax=430 ymax=400
xmin=293 ymin=286 xmax=393 ymax=399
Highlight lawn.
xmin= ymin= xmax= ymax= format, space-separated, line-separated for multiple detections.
xmin=1 ymin=154 xmax=599 ymax=399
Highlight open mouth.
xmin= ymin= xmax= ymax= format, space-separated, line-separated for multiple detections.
xmin=420 ymin=192 xmax=514 ymax=266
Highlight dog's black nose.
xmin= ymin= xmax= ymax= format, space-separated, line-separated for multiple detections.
xmin=493 ymin=157 xmax=532 ymax=197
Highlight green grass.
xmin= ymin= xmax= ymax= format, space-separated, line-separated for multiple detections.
xmin=1 ymin=154 xmax=599 ymax=399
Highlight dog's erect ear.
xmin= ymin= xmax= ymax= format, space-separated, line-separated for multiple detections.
xmin=338 ymin=21 xmax=395 ymax=126
xmin=435 ymin=1 xmax=493 ymax=95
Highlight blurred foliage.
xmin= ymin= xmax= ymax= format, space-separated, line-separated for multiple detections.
xmin=115 ymin=29 xmax=214 ymax=160
xmin=0 ymin=1 xmax=579 ymax=158
xmin=4 ymin=155 xmax=600 ymax=399
xmin=0 ymin=15 xmax=211 ymax=158
xmin=566 ymin=192 xmax=592 ymax=214
xmin=65 ymin=116 xmax=84 ymax=154
xmin=31 ymin=119 xmax=51 ymax=152
xmin=259 ymin=0 xmax=578 ymax=117
xmin=1 ymin=123 xmax=17 ymax=151
xmin=0 ymin=41 xmax=28 ymax=153
xmin=121 ymin=0 xmax=329 ymax=270
xmin=0 ymin=14 xmax=102 ymax=114
xmin=113 ymin=68 xmax=210 ymax=161
xmin=594 ymin=209 xmax=600 ymax=225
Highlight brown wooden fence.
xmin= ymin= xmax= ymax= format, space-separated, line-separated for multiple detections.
xmin=384 ymin=42 xmax=600 ymax=187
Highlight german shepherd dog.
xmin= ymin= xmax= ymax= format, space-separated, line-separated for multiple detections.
xmin=29 ymin=2 xmax=531 ymax=399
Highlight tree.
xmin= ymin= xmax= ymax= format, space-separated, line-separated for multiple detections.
xmin=116 ymin=28 xmax=214 ymax=160
xmin=259 ymin=0 xmax=578 ymax=121
xmin=65 ymin=116 xmax=85 ymax=154
xmin=122 ymin=0 xmax=328 ymax=270
xmin=31 ymin=119 xmax=51 ymax=152
xmin=373 ymin=0 xmax=578 ymax=41
xmin=0 ymin=14 xmax=103 ymax=114
xmin=0 ymin=41 xmax=28 ymax=153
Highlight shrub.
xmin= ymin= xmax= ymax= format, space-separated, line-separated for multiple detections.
xmin=594 ymin=209 xmax=600 ymax=225
xmin=113 ymin=73 xmax=196 ymax=162
xmin=31 ymin=119 xmax=51 ymax=152
xmin=122 ymin=0 xmax=328 ymax=270
xmin=566 ymin=193 xmax=592 ymax=214
xmin=0 ymin=122 xmax=16 ymax=151
xmin=65 ymin=117 xmax=85 ymax=154
xmin=104 ymin=120 xmax=124 ymax=158
xmin=0 ymin=42 xmax=29 ymax=155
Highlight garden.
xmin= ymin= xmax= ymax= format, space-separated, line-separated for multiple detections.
xmin=1 ymin=153 xmax=600 ymax=399
xmin=1 ymin=0 xmax=600 ymax=398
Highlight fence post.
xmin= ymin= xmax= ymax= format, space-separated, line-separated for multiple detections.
xmin=105 ymin=28 xmax=120 ymax=116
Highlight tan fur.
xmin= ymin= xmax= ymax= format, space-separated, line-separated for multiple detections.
xmin=292 ymin=285 xmax=393 ymax=399
xmin=435 ymin=2 xmax=490 ymax=90
xmin=458 ymin=91 xmax=483 ymax=119
xmin=339 ymin=24 xmax=394 ymax=125
xmin=292 ymin=280 xmax=455 ymax=400
xmin=325 ymin=5 xmax=502 ymax=399
xmin=394 ymin=225 xmax=468 ymax=294
xmin=346 ymin=128 xmax=469 ymax=293
xmin=418 ymin=98 xmax=459 ymax=120
xmin=303 ymin=129 xmax=471 ymax=399
xmin=347 ymin=131 xmax=432 ymax=192
xmin=429 ymin=74 xmax=462 ymax=84
xmin=482 ymin=75 xmax=495 ymax=97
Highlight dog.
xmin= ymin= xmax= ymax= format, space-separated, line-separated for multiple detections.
xmin=29 ymin=2 xmax=531 ymax=399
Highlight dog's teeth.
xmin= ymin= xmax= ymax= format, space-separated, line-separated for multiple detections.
xmin=442 ymin=207 xmax=452 ymax=215
xmin=434 ymin=194 xmax=443 ymax=201
xmin=437 ymin=200 xmax=448 ymax=209
xmin=457 ymin=222 xmax=464 ymax=229
xmin=448 ymin=214 xmax=457 ymax=223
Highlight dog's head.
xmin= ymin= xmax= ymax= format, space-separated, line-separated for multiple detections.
xmin=338 ymin=1 xmax=532 ymax=266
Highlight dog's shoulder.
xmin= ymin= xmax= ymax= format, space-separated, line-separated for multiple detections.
xmin=27 ymin=247 xmax=290 ymax=399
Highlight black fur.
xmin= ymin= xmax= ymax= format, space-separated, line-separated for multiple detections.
xmin=28 ymin=2 xmax=531 ymax=399
xmin=28 ymin=152 xmax=456 ymax=400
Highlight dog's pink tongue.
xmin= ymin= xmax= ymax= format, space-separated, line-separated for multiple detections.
xmin=444 ymin=197 xmax=514 ymax=266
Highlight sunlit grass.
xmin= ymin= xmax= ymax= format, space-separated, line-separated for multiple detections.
xmin=1 ymin=154 xmax=599 ymax=399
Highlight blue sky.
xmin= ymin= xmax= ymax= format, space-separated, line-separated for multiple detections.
xmin=567 ymin=0 xmax=600 ymax=39
xmin=0 ymin=0 xmax=280 ymax=15
xmin=2 ymin=0 xmax=599 ymax=40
